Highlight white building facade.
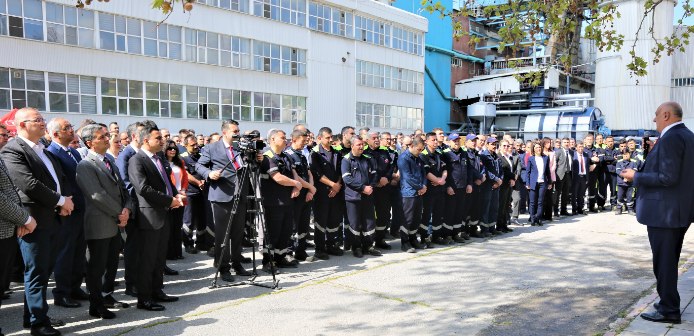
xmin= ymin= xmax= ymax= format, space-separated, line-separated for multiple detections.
xmin=0 ymin=0 xmax=427 ymax=137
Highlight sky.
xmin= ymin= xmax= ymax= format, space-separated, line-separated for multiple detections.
xmin=674 ymin=2 xmax=694 ymax=25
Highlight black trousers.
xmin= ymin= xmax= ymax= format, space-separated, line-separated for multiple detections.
xmin=587 ymin=171 xmax=599 ymax=209
xmin=596 ymin=170 xmax=607 ymax=206
xmin=85 ymin=235 xmax=121 ymax=309
xmin=211 ymin=200 xmax=246 ymax=273
xmin=137 ymin=215 xmax=170 ymax=302
xmin=543 ymin=185 xmax=554 ymax=220
xmin=291 ymin=194 xmax=312 ymax=253
xmin=261 ymin=205 xmax=294 ymax=264
xmin=346 ymin=198 xmax=376 ymax=250
xmin=167 ymin=207 xmax=185 ymax=259
xmin=421 ymin=192 xmax=444 ymax=239
xmin=648 ymin=225 xmax=690 ymax=316
xmin=572 ymin=175 xmax=587 ymax=211
xmin=464 ymin=185 xmax=481 ymax=232
xmin=444 ymin=189 xmax=466 ymax=237
xmin=123 ymin=216 xmax=140 ymax=289
xmin=401 ymin=196 xmax=423 ymax=245
xmin=389 ymin=185 xmax=405 ymax=237
xmin=601 ymin=172 xmax=618 ymax=207
xmin=373 ymin=186 xmax=391 ymax=242
xmin=497 ymin=183 xmax=513 ymax=227
xmin=313 ymin=192 xmax=343 ymax=251
xmin=182 ymin=194 xmax=212 ymax=250
xmin=0 ymin=236 xmax=17 ymax=310
xmin=554 ymin=174 xmax=572 ymax=213
xmin=616 ymin=185 xmax=634 ymax=211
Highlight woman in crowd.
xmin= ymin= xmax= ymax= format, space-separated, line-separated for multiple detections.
xmin=107 ymin=132 xmax=121 ymax=160
xmin=165 ymin=140 xmax=188 ymax=260
xmin=541 ymin=137 xmax=557 ymax=220
xmin=526 ymin=142 xmax=553 ymax=226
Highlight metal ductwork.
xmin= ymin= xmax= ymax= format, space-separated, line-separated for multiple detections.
xmin=496 ymin=107 xmax=584 ymax=115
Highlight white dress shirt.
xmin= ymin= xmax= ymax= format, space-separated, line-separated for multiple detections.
xmin=659 ymin=121 xmax=684 ymax=138
xmin=535 ymin=156 xmax=545 ymax=183
xmin=55 ymin=142 xmax=79 ymax=163
xmin=222 ymin=139 xmax=244 ymax=169
xmin=139 ymin=148 xmax=168 ymax=183
xmin=18 ymin=135 xmax=65 ymax=207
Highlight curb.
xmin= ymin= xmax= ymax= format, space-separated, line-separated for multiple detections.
xmin=605 ymin=254 xmax=694 ymax=336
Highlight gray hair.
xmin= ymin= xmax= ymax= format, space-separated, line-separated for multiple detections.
xmin=367 ymin=129 xmax=380 ymax=138
xmin=46 ymin=118 xmax=62 ymax=137
xmin=267 ymin=128 xmax=284 ymax=141
xmin=80 ymin=124 xmax=104 ymax=145
xmin=514 ymin=138 xmax=523 ymax=145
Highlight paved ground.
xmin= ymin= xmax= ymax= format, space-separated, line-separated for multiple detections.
xmin=2 ymin=210 xmax=694 ymax=336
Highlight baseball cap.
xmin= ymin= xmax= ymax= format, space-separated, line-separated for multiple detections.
xmin=487 ymin=137 xmax=498 ymax=143
xmin=448 ymin=133 xmax=460 ymax=141
xmin=465 ymin=134 xmax=478 ymax=141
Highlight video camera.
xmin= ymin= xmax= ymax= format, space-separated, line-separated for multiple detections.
xmin=232 ymin=132 xmax=265 ymax=162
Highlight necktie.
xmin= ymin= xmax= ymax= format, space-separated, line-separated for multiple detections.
xmin=229 ymin=147 xmax=240 ymax=170
xmin=67 ymin=149 xmax=78 ymax=163
xmin=579 ymin=154 xmax=584 ymax=175
xmin=152 ymin=155 xmax=176 ymax=197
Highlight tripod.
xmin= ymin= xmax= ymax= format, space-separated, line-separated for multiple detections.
xmin=209 ymin=154 xmax=280 ymax=290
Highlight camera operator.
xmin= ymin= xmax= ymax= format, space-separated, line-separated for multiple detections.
xmin=195 ymin=120 xmax=251 ymax=283
xmin=283 ymin=129 xmax=316 ymax=261
xmin=260 ymin=129 xmax=303 ymax=273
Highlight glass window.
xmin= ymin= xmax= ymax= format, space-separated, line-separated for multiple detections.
xmin=253 ymin=0 xmax=304 ymax=26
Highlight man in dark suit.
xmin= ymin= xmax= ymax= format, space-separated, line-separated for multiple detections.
xmin=571 ymin=142 xmax=590 ymax=215
xmin=497 ymin=139 xmax=516 ymax=233
xmin=1 ymin=108 xmax=75 ymax=336
xmin=0 ymin=123 xmax=35 ymax=336
xmin=128 ymin=122 xmax=184 ymax=311
xmin=46 ymin=118 xmax=89 ymax=308
xmin=621 ymin=102 xmax=694 ymax=324
xmin=116 ymin=121 xmax=144 ymax=297
xmin=76 ymin=124 xmax=132 ymax=319
xmin=554 ymin=138 xmax=573 ymax=216
xmin=195 ymin=120 xmax=251 ymax=282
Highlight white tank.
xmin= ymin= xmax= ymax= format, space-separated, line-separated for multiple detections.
xmin=594 ymin=0 xmax=675 ymax=131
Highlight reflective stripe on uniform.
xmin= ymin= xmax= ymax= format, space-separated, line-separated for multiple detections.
xmin=442 ymin=223 xmax=454 ymax=230
xmin=314 ymin=222 xmax=326 ymax=232
xmin=431 ymin=225 xmax=442 ymax=231
xmin=297 ymin=232 xmax=308 ymax=240
xmin=261 ymin=174 xmax=270 ymax=179
xmin=375 ymin=226 xmax=387 ymax=231
xmin=419 ymin=224 xmax=428 ymax=231
xmin=207 ymin=226 xmax=215 ymax=237
xmin=363 ymin=228 xmax=376 ymax=236
xmin=327 ymin=226 xmax=340 ymax=233
xmin=347 ymin=225 xmax=361 ymax=236
xmin=342 ymin=173 xmax=351 ymax=177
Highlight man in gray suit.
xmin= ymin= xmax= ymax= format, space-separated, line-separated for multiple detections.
xmin=554 ymin=137 xmax=573 ymax=216
xmin=0 ymin=123 xmax=36 ymax=336
xmin=76 ymin=124 xmax=132 ymax=320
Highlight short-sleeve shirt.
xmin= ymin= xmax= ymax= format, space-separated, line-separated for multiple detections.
xmin=260 ymin=149 xmax=294 ymax=206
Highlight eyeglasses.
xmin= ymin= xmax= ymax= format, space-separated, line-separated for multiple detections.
xmin=23 ymin=118 xmax=45 ymax=124
xmin=0 ymin=133 xmax=8 ymax=138
xmin=61 ymin=125 xmax=73 ymax=132
xmin=167 ymin=147 xmax=176 ymax=151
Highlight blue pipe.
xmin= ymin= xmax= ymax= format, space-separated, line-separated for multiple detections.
xmin=424 ymin=65 xmax=459 ymax=101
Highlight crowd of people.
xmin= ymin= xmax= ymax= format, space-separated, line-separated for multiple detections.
xmin=0 ymin=107 xmax=646 ymax=336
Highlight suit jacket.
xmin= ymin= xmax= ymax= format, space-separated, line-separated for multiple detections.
xmin=116 ymin=145 xmax=139 ymax=219
xmin=634 ymin=123 xmax=694 ymax=228
xmin=524 ymin=155 xmax=553 ymax=190
xmin=1 ymin=137 xmax=71 ymax=228
xmin=128 ymin=150 xmax=174 ymax=230
xmin=572 ymin=151 xmax=590 ymax=180
xmin=0 ymin=156 xmax=30 ymax=239
xmin=47 ymin=142 xmax=85 ymax=211
xmin=499 ymin=153 xmax=516 ymax=184
xmin=76 ymin=152 xmax=132 ymax=240
xmin=195 ymin=140 xmax=240 ymax=203
xmin=555 ymin=147 xmax=573 ymax=180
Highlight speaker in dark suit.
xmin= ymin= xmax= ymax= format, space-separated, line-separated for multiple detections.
xmin=524 ymin=151 xmax=553 ymax=226
xmin=46 ymin=118 xmax=88 ymax=307
xmin=115 ymin=122 xmax=144 ymax=296
xmin=128 ymin=123 xmax=183 ymax=311
xmin=554 ymin=141 xmax=573 ymax=216
xmin=622 ymin=103 xmax=694 ymax=324
xmin=571 ymin=144 xmax=590 ymax=215
xmin=497 ymin=143 xmax=516 ymax=232
xmin=1 ymin=108 xmax=74 ymax=335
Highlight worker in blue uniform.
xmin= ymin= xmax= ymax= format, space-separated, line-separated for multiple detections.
xmin=283 ymin=129 xmax=316 ymax=261
xmin=479 ymin=137 xmax=504 ymax=236
xmin=341 ymin=136 xmax=382 ymax=258
xmin=419 ymin=132 xmax=447 ymax=247
xmin=462 ymin=134 xmax=486 ymax=238
xmin=397 ymin=136 xmax=428 ymax=253
xmin=599 ymin=136 xmax=620 ymax=213
xmin=440 ymin=133 xmax=474 ymax=244
xmin=582 ymin=134 xmax=601 ymax=212
xmin=615 ymin=149 xmax=639 ymax=215
xmin=363 ymin=130 xmax=394 ymax=251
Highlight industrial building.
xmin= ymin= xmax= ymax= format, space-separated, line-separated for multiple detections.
xmin=0 ymin=0 xmax=427 ymax=136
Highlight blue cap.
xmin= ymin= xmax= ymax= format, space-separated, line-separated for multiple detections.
xmin=487 ymin=137 xmax=498 ymax=143
xmin=465 ymin=134 xmax=478 ymax=141
xmin=448 ymin=133 xmax=460 ymax=141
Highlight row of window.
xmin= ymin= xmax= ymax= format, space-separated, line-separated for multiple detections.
xmin=0 ymin=67 xmax=307 ymax=124
xmin=672 ymin=78 xmax=694 ymax=87
xmin=194 ymin=0 xmax=424 ymax=55
xmin=0 ymin=0 xmax=306 ymax=76
xmin=356 ymin=60 xmax=424 ymax=95
xmin=452 ymin=58 xmax=464 ymax=67
xmin=356 ymin=102 xmax=423 ymax=130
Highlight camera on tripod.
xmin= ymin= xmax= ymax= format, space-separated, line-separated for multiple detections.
xmin=233 ymin=132 xmax=265 ymax=162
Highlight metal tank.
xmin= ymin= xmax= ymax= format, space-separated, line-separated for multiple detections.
xmin=467 ymin=102 xmax=497 ymax=134
xmin=594 ymin=0 xmax=675 ymax=131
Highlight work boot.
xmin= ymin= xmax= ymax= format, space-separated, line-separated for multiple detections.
xmin=433 ymin=236 xmax=447 ymax=245
xmin=469 ymin=230 xmax=484 ymax=238
xmin=443 ymin=236 xmax=455 ymax=245
xmin=294 ymin=250 xmax=308 ymax=261
xmin=628 ymin=210 xmax=636 ymax=216
xmin=367 ymin=247 xmax=382 ymax=256
xmin=489 ymin=227 xmax=502 ymax=236
xmin=326 ymin=245 xmax=344 ymax=256
xmin=352 ymin=248 xmax=363 ymax=258
xmin=424 ymin=238 xmax=434 ymax=248
xmin=401 ymin=243 xmax=416 ymax=253
xmin=411 ymin=240 xmax=426 ymax=250
xmin=375 ymin=240 xmax=392 ymax=250
xmin=482 ymin=232 xmax=492 ymax=237
xmin=614 ymin=209 xmax=622 ymax=215
xmin=313 ymin=250 xmax=330 ymax=260
xmin=452 ymin=234 xmax=466 ymax=243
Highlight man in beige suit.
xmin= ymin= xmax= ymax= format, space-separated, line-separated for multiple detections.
xmin=76 ymin=124 xmax=132 ymax=320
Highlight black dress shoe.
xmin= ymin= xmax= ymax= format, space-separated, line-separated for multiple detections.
xmin=560 ymin=212 xmax=571 ymax=216
xmin=641 ymin=311 xmax=681 ymax=324
xmin=220 ymin=271 xmax=235 ymax=282
xmin=24 ymin=318 xmax=64 ymax=329
xmin=176 ymin=255 xmax=184 ymax=259
xmin=104 ymin=295 xmax=130 ymax=309
xmin=163 ymin=266 xmax=179 ymax=276
xmin=375 ymin=240 xmax=392 ymax=250
xmin=153 ymin=293 xmax=179 ymax=302
xmin=313 ymin=250 xmax=330 ymax=260
xmin=241 ymin=256 xmax=252 ymax=264
xmin=124 ymin=287 xmax=138 ymax=297
xmin=470 ymin=231 xmax=484 ymax=238
xmin=89 ymin=307 xmax=116 ymax=319
xmin=30 ymin=325 xmax=61 ymax=336
xmin=411 ymin=241 xmax=426 ymax=249
xmin=326 ymin=245 xmax=344 ymax=256
xmin=71 ymin=289 xmax=90 ymax=301
xmin=185 ymin=246 xmax=199 ymax=254
xmin=277 ymin=258 xmax=298 ymax=268
xmin=54 ymin=297 xmax=81 ymax=308
xmin=137 ymin=301 xmax=165 ymax=311
xmin=482 ymin=232 xmax=492 ymax=237
xmin=232 ymin=263 xmax=251 ymax=276
xmin=654 ymin=302 xmax=660 ymax=310
xmin=352 ymin=248 xmax=364 ymax=258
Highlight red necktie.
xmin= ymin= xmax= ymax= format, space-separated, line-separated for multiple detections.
xmin=654 ymin=136 xmax=660 ymax=147
xmin=229 ymin=147 xmax=240 ymax=170
xmin=579 ymin=154 xmax=584 ymax=174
